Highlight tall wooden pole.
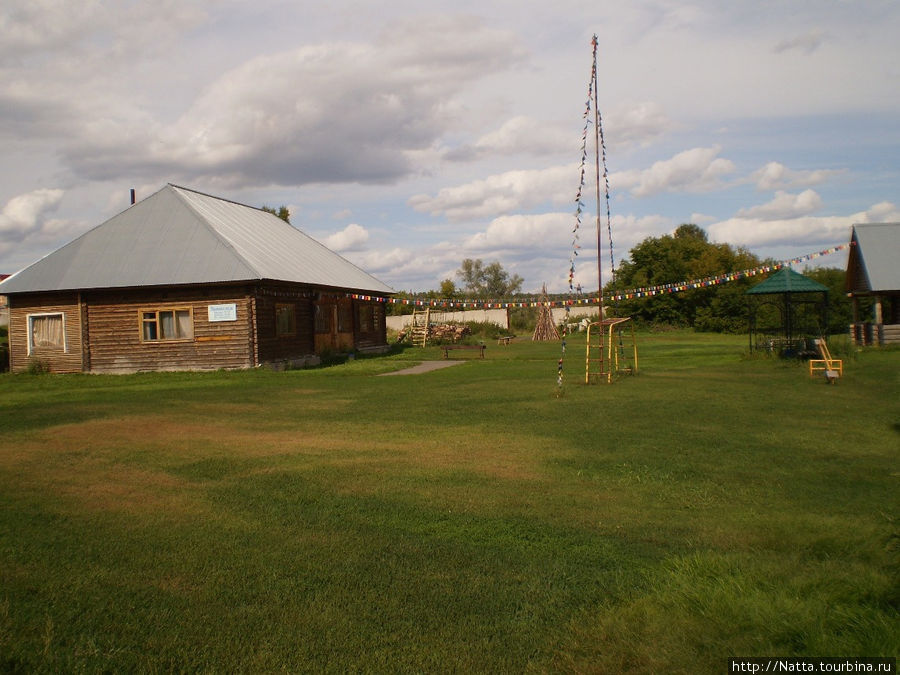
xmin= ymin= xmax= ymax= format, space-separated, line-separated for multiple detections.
xmin=592 ymin=35 xmax=604 ymax=323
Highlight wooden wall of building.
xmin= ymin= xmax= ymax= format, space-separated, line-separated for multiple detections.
xmin=85 ymin=286 xmax=254 ymax=373
xmin=8 ymin=292 xmax=84 ymax=373
xmin=254 ymin=285 xmax=316 ymax=364
xmin=8 ymin=283 xmax=388 ymax=373
xmin=313 ymin=295 xmax=354 ymax=354
xmin=353 ymin=300 xmax=387 ymax=352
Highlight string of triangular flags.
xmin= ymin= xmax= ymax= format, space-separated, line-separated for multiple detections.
xmin=567 ymin=36 xmax=595 ymax=293
xmin=347 ymin=243 xmax=849 ymax=308
xmin=559 ymin=34 xmax=600 ymax=392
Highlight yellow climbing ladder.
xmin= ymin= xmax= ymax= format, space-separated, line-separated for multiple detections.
xmin=809 ymin=338 xmax=842 ymax=383
xmin=585 ymin=317 xmax=638 ymax=384
xmin=409 ymin=308 xmax=430 ymax=347
xmin=585 ymin=320 xmax=608 ymax=384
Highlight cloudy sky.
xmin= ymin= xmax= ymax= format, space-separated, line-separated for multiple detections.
xmin=2 ymin=0 xmax=898 ymax=294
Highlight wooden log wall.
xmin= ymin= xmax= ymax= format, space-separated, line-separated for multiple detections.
xmin=7 ymin=292 xmax=83 ymax=373
xmin=313 ymin=295 xmax=354 ymax=354
xmin=254 ymin=285 xmax=315 ymax=363
xmin=85 ymin=286 xmax=254 ymax=373
xmin=353 ymin=300 xmax=387 ymax=352
xmin=8 ymin=284 xmax=388 ymax=373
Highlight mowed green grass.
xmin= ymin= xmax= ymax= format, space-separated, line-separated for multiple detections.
xmin=0 ymin=333 xmax=897 ymax=673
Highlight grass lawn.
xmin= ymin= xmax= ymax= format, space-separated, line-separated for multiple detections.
xmin=0 ymin=332 xmax=897 ymax=672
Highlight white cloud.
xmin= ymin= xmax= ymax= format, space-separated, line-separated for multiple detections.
xmin=446 ymin=102 xmax=673 ymax=162
xmin=349 ymin=247 xmax=415 ymax=274
xmin=156 ymin=18 xmax=521 ymax=186
xmin=4 ymin=14 xmax=526 ymax=188
xmin=0 ymin=0 xmax=207 ymax=58
xmin=446 ymin=116 xmax=573 ymax=161
xmin=708 ymin=201 xmax=900 ymax=248
xmin=751 ymin=162 xmax=843 ymax=190
xmin=344 ymin=246 xmax=457 ymax=290
xmin=0 ymin=188 xmax=87 ymax=268
xmin=0 ymin=188 xmax=65 ymax=237
xmin=409 ymin=164 xmax=576 ymax=221
xmin=1 ymin=2 xmax=898 ymax=292
xmin=864 ymin=201 xmax=900 ymax=222
xmin=605 ymin=101 xmax=674 ymax=149
xmin=324 ymin=223 xmax=369 ymax=252
xmin=612 ymin=146 xmax=736 ymax=197
xmin=464 ymin=213 xmax=570 ymax=251
xmin=736 ymin=190 xmax=823 ymax=220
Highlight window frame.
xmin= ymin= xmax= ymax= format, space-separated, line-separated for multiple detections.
xmin=27 ymin=312 xmax=67 ymax=355
xmin=275 ymin=303 xmax=297 ymax=338
xmin=315 ymin=304 xmax=333 ymax=334
xmin=357 ymin=304 xmax=375 ymax=334
xmin=140 ymin=307 xmax=194 ymax=343
xmin=337 ymin=303 xmax=353 ymax=333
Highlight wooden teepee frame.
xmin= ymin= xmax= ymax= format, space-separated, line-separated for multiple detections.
xmin=532 ymin=284 xmax=560 ymax=341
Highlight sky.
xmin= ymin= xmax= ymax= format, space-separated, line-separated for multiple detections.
xmin=1 ymin=0 xmax=898 ymax=295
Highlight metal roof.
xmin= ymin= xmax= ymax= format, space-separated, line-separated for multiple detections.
xmin=846 ymin=223 xmax=900 ymax=293
xmin=745 ymin=267 xmax=828 ymax=295
xmin=0 ymin=184 xmax=394 ymax=295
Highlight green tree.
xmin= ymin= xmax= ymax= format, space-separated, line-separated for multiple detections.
xmin=611 ymin=224 xmax=760 ymax=331
xmin=456 ymin=259 xmax=524 ymax=298
xmin=803 ymin=266 xmax=853 ymax=334
xmin=261 ymin=205 xmax=291 ymax=223
xmin=439 ymin=279 xmax=459 ymax=299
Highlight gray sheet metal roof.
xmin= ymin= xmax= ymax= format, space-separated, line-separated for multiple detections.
xmin=847 ymin=223 xmax=900 ymax=293
xmin=0 ymin=185 xmax=394 ymax=295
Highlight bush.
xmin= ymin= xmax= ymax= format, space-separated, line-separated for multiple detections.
xmin=26 ymin=358 xmax=50 ymax=375
xmin=508 ymin=307 xmax=536 ymax=333
xmin=463 ymin=321 xmax=504 ymax=340
xmin=0 ymin=342 xmax=8 ymax=373
xmin=693 ymin=307 xmax=746 ymax=334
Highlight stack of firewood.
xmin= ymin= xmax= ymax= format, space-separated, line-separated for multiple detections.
xmin=429 ymin=323 xmax=471 ymax=343
xmin=396 ymin=322 xmax=471 ymax=344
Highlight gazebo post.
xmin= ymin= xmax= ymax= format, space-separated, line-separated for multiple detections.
xmin=785 ymin=291 xmax=792 ymax=347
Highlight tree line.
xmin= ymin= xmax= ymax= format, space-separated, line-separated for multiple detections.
xmin=391 ymin=224 xmax=854 ymax=335
xmin=608 ymin=224 xmax=851 ymax=334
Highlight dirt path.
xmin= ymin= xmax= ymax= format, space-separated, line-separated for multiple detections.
xmin=377 ymin=361 xmax=465 ymax=376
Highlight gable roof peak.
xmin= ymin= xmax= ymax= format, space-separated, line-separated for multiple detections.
xmin=0 ymin=184 xmax=393 ymax=295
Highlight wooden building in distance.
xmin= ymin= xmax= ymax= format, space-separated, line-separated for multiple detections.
xmin=0 ymin=185 xmax=394 ymax=373
xmin=846 ymin=222 xmax=900 ymax=346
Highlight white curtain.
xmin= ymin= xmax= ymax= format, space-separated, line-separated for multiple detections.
xmin=32 ymin=314 xmax=64 ymax=348
xmin=176 ymin=310 xmax=193 ymax=338
xmin=160 ymin=312 xmax=175 ymax=339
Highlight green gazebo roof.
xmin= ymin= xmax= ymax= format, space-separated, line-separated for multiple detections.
xmin=745 ymin=267 xmax=828 ymax=295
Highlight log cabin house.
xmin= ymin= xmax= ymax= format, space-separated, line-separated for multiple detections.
xmin=0 ymin=184 xmax=394 ymax=373
xmin=846 ymin=222 xmax=900 ymax=345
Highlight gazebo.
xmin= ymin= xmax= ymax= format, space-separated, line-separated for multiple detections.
xmin=746 ymin=267 xmax=829 ymax=356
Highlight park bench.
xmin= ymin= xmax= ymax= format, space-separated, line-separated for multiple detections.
xmin=496 ymin=335 xmax=515 ymax=345
xmin=441 ymin=343 xmax=486 ymax=359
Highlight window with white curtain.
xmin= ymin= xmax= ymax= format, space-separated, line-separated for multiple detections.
xmin=28 ymin=313 xmax=66 ymax=353
xmin=141 ymin=308 xmax=193 ymax=341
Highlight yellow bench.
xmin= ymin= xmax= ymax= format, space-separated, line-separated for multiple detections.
xmin=809 ymin=338 xmax=842 ymax=382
